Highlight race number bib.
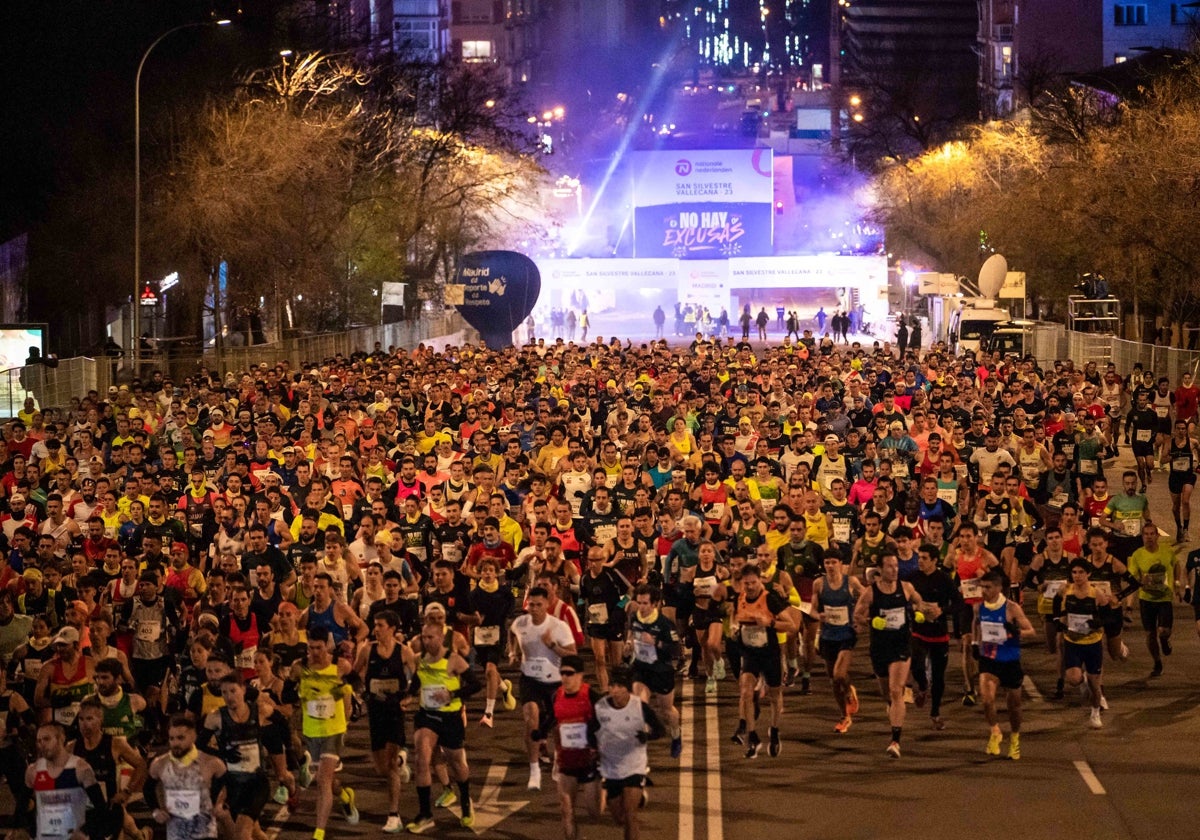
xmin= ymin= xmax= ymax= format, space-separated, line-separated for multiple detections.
xmin=559 ymin=722 xmax=589 ymax=750
xmin=473 ymin=625 xmax=500 ymax=646
xmin=881 ymin=607 xmax=906 ymax=630
xmin=693 ymin=576 xmax=717 ymax=599
xmin=824 ymin=605 xmax=849 ymax=627
xmin=136 ymin=621 xmax=162 ymax=643
xmin=167 ymin=789 xmax=201 ymax=819
xmin=741 ymin=625 xmax=768 ymax=648
xmin=990 ymin=513 xmax=1009 ymax=532
xmin=633 ymin=640 xmax=658 ymax=663
xmin=234 ymin=646 xmax=257 ymax=669
xmin=230 ymin=743 xmax=262 ymax=774
xmin=23 ymin=658 xmax=43 ymax=679
xmin=1079 ymin=459 xmax=1098 ymax=475
xmin=305 ymin=697 xmax=336 ymax=720
xmin=937 ymin=488 xmax=958 ymax=505
xmin=979 ymin=620 xmax=1007 ymax=644
xmin=586 ymin=603 xmax=609 ymax=625
xmin=892 ymin=460 xmax=909 ymax=478
xmin=38 ymin=800 xmax=75 ymax=837
xmin=370 ymin=678 xmax=400 ymax=699
xmin=1173 ymin=457 xmax=1192 ymax=472
xmin=420 ymin=686 xmax=452 ymax=710
xmin=1042 ymin=580 xmax=1066 ymax=600
xmin=524 ymin=656 xmax=553 ymax=680
xmin=53 ymin=703 xmax=80 ymax=726
xmin=1136 ymin=429 xmax=1153 ymax=443
xmin=1067 ymin=613 xmax=1093 ymax=635
xmin=1122 ymin=518 xmax=1142 ymax=537
xmin=833 ymin=521 xmax=851 ymax=543
xmin=705 ymin=502 xmax=725 ymax=522
xmin=1092 ymin=581 xmax=1113 ymax=599
xmin=1156 ymin=406 xmax=1170 ymax=418
xmin=960 ymin=579 xmax=983 ymax=600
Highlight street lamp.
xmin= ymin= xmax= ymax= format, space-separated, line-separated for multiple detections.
xmin=133 ymin=18 xmax=231 ymax=370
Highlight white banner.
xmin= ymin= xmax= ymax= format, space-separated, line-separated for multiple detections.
xmin=632 ymin=150 xmax=774 ymax=208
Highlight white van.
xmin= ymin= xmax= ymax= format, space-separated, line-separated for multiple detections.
xmin=948 ymin=302 xmax=1011 ymax=355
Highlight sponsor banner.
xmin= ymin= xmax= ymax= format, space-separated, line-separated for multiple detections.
xmin=449 ymin=251 xmax=540 ymax=348
xmin=634 ymin=204 xmax=773 ymax=259
xmin=677 ymin=261 xmax=731 ymax=315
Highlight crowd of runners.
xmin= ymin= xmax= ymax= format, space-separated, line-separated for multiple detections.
xmin=0 ymin=327 xmax=1197 ymax=840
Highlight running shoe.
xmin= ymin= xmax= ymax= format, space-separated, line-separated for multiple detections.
xmin=398 ymin=749 xmax=411 ymax=784
xmin=800 ymin=675 xmax=811 ymax=695
xmin=480 ymin=712 xmax=494 ymax=728
xmin=768 ymin=728 xmax=781 ymax=758
xmin=273 ymin=784 xmax=289 ymax=805
xmin=745 ymin=733 xmax=761 ymax=759
xmin=1008 ymin=733 xmax=1021 ymax=761
xmin=460 ymin=803 xmax=474 ymax=829
xmin=435 ymin=788 xmax=458 ymax=808
xmin=846 ymin=685 xmax=860 ymax=715
xmin=1162 ymin=636 xmax=1173 ymax=656
xmin=671 ymin=736 xmax=683 ymax=759
xmin=1151 ymin=660 xmax=1164 ymax=678
xmin=1099 ymin=694 xmax=1109 ymax=711
xmin=405 ymin=815 xmax=436 ymax=834
xmin=384 ymin=815 xmax=404 ymax=833
xmin=528 ymin=765 xmax=542 ymax=791
xmin=713 ymin=658 xmax=726 ymax=681
xmin=342 ymin=787 xmax=360 ymax=825
xmin=986 ymin=730 xmax=1002 ymax=756
xmin=298 ymin=752 xmax=313 ymax=789
xmin=931 ymin=716 xmax=945 ymax=731
xmin=1119 ymin=642 xmax=1130 ymax=660
xmin=834 ymin=716 xmax=852 ymax=734
xmin=783 ymin=668 xmax=796 ymax=687
xmin=962 ymin=690 xmax=978 ymax=707
xmin=886 ymin=741 xmax=901 ymax=759
xmin=1089 ymin=708 xmax=1103 ymax=729
xmin=501 ymin=679 xmax=517 ymax=711
xmin=731 ymin=724 xmax=746 ymax=745
xmin=705 ymin=677 xmax=717 ymax=695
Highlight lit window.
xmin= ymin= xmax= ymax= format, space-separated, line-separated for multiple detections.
xmin=461 ymin=40 xmax=493 ymax=59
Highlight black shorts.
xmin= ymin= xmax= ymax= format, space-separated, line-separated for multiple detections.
xmin=224 ymin=773 xmax=270 ymax=819
xmin=631 ymin=665 xmax=676 ymax=697
xmin=131 ymin=657 xmax=169 ymax=692
xmin=1102 ymin=615 xmax=1124 ymax=638
xmin=587 ymin=621 xmax=625 ymax=643
xmin=1131 ymin=441 xmax=1155 ymax=458
xmin=602 ymin=774 xmax=646 ymax=798
xmin=475 ymin=644 xmax=504 ymax=667
xmin=557 ymin=765 xmax=600 ymax=784
xmin=818 ymin=636 xmax=857 ymax=663
xmin=979 ymin=657 xmax=1024 ymax=690
xmin=869 ymin=636 xmax=911 ymax=677
xmin=1169 ymin=473 xmax=1197 ymax=494
xmin=520 ymin=676 xmax=561 ymax=739
xmin=414 ymin=709 xmax=466 ymax=750
xmin=1063 ymin=641 xmax=1103 ymax=675
xmin=261 ymin=717 xmax=289 ymax=756
xmin=368 ymin=701 xmax=406 ymax=751
xmin=740 ymin=647 xmax=782 ymax=688
xmin=956 ymin=602 xmax=979 ymax=638
xmin=1139 ymin=600 xmax=1175 ymax=632
xmin=691 ymin=605 xmax=722 ymax=632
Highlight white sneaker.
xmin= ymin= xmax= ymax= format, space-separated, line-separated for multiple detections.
xmin=1099 ymin=694 xmax=1109 ymax=711
xmin=528 ymin=765 xmax=542 ymax=791
xmin=1119 ymin=642 xmax=1129 ymax=660
xmin=383 ymin=815 xmax=404 ymax=833
xmin=713 ymin=658 xmax=726 ymax=681
xmin=1089 ymin=708 xmax=1103 ymax=729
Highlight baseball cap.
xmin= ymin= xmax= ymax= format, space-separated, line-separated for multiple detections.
xmin=888 ymin=421 xmax=903 ymax=431
xmin=53 ymin=627 xmax=80 ymax=646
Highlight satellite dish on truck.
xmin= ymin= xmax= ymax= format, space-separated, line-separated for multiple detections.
xmin=978 ymin=254 xmax=1008 ymax=299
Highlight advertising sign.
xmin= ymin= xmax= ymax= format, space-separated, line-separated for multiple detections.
xmin=632 ymin=149 xmax=774 ymax=259
xmin=448 ymin=251 xmax=540 ymax=348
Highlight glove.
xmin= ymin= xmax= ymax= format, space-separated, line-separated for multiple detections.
xmin=1088 ymin=618 xmax=1103 ymax=631
xmin=635 ymin=730 xmax=649 ymax=743
xmin=870 ymin=616 xmax=887 ymax=630
xmin=1003 ymin=620 xmax=1018 ymax=636
xmin=914 ymin=610 xmax=926 ymax=624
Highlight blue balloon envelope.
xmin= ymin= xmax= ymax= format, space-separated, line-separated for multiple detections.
xmin=452 ymin=251 xmax=541 ymax=348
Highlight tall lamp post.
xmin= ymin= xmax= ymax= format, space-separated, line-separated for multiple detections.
xmin=133 ymin=19 xmax=231 ymax=371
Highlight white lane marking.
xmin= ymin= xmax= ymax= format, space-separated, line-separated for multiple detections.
xmin=705 ymin=690 xmax=724 ymax=840
xmin=471 ymin=763 xmax=530 ymax=834
xmin=679 ymin=684 xmax=696 ymax=840
xmin=1022 ymin=675 xmax=1043 ymax=702
xmin=1073 ymin=760 xmax=1107 ymax=795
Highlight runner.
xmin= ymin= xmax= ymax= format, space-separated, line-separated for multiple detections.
xmin=812 ymin=549 xmax=864 ymax=733
xmin=626 ymin=583 xmax=684 ymax=759
xmin=1024 ymin=525 xmax=1074 ymax=699
xmin=509 ymin=584 xmax=577 ymax=790
xmin=680 ymin=540 xmax=730 ymax=694
xmin=27 ymin=722 xmax=108 ymax=840
xmin=580 ymin=545 xmax=630 ymax=693
xmin=71 ymin=698 xmax=147 ymax=840
xmin=853 ymin=553 xmax=927 ymax=758
xmin=592 ymin=664 xmax=664 ymax=840
xmin=731 ymin=564 xmax=795 ymax=757
xmin=976 ymin=571 xmax=1035 ymax=759
xmin=403 ymin=621 xmax=478 ymax=833
xmin=1165 ymin=420 xmax=1199 ymax=541
xmin=909 ymin=543 xmax=957 ymax=730
xmin=147 ymin=715 xmax=225 ymax=840
xmin=201 ymin=673 xmax=273 ymax=840
xmin=465 ymin=558 xmax=516 ymax=727
xmin=551 ymin=654 xmax=602 ymax=840
xmin=1127 ymin=521 xmax=1184 ymax=678
xmin=1054 ymin=561 xmax=1111 ymax=728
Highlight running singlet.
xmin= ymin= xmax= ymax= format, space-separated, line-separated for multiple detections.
xmin=817 ymin=575 xmax=856 ymax=642
xmin=978 ymin=599 xmax=1020 ymax=662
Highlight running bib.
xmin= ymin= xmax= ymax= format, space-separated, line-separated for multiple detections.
xmin=892 ymin=461 xmax=909 ymax=478
xmin=1079 ymin=460 xmax=1098 ymax=475
xmin=1156 ymin=406 xmax=1170 ymax=418
xmin=1136 ymin=429 xmax=1153 ymax=443
xmin=37 ymin=801 xmax=75 ymax=837
xmin=136 ymin=621 xmax=162 ymax=642
xmin=167 ymin=789 xmax=201 ymax=819
xmin=342 ymin=504 xmax=354 ymax=520
xmin=1021 ymin=466 xmax=1040 ymax=482
xmin=1067 ymin=613 xmax=1093 ymax=635
xmin=586 ymin=603 xmax=609 ymax=625
xmin=1173 ymin=457 xmax=1192 ymax=472
xmin=979 ymin=620 xmax=1007 ymax=644
xmin=955 ymin=463 xmax=968 ymax=479
xmin=474 ymin=626 xmax=500 ymax=646
xmin=53 ymin=703 xmax=80 ymax=726
xmin=420 ymin=686 xmax=452 ymax=710
xmin=937 ymin=488 xmax=958 ymax=505
xmin=1042 ymin=580 xmax=1066 ymax=600
xmin=990 ymin=513 xmax=1009 ymax=532
xmin=705 ymin=502 xmax=726 ymax=522
xmin=960 ymin=579 xmax=983 ymax=600
xmin=693 ymin=576 xmax=716 ymax=599
xmin=799 ymin=601 xmax=814 ymax=616
xmin=824 ymin=605 xmax=849 ymax=627
xmin=1049 ymin=491 xmax=1068 ymax=509
xmin=305 ymin=697 xmax=336 ymax=720
xmin=230 ymin=743 xmax=261 ymax=774
xmin=761 ymin=498 xmax=777 ymax=515
xmin=524 ymin=657 xmax=553 ymax=680
xmin=559 ymin=722 xmax=589 ymax=750
xmin=1121 ymin=518 xmax=1142 ymax=537
xmin=24 ymin=658 xmax=43 ymax=679
xmin=234 ymin=646 xmax=257 ymax=669
xmin=633 ymin=640 xmax=658 ymax=663
xmin=881 ymin=607 xmax=906 ymax=630
xmin=370 ymin=678 xmax=400 ymax=698
xmin=833 ymin=521 xmax=851 ymax=543
xmin=1092 ymin=581 xmax=1112 ymax=599
xmin=741 ymin=625 xmax=768 ymax=648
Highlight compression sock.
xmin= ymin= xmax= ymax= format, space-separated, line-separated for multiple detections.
xmin=891 ymin=727 xmax=902 ymax=743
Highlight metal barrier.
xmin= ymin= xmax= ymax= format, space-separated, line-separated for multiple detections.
xmin=1110 ymin=337 xmax=1200 ymax=383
